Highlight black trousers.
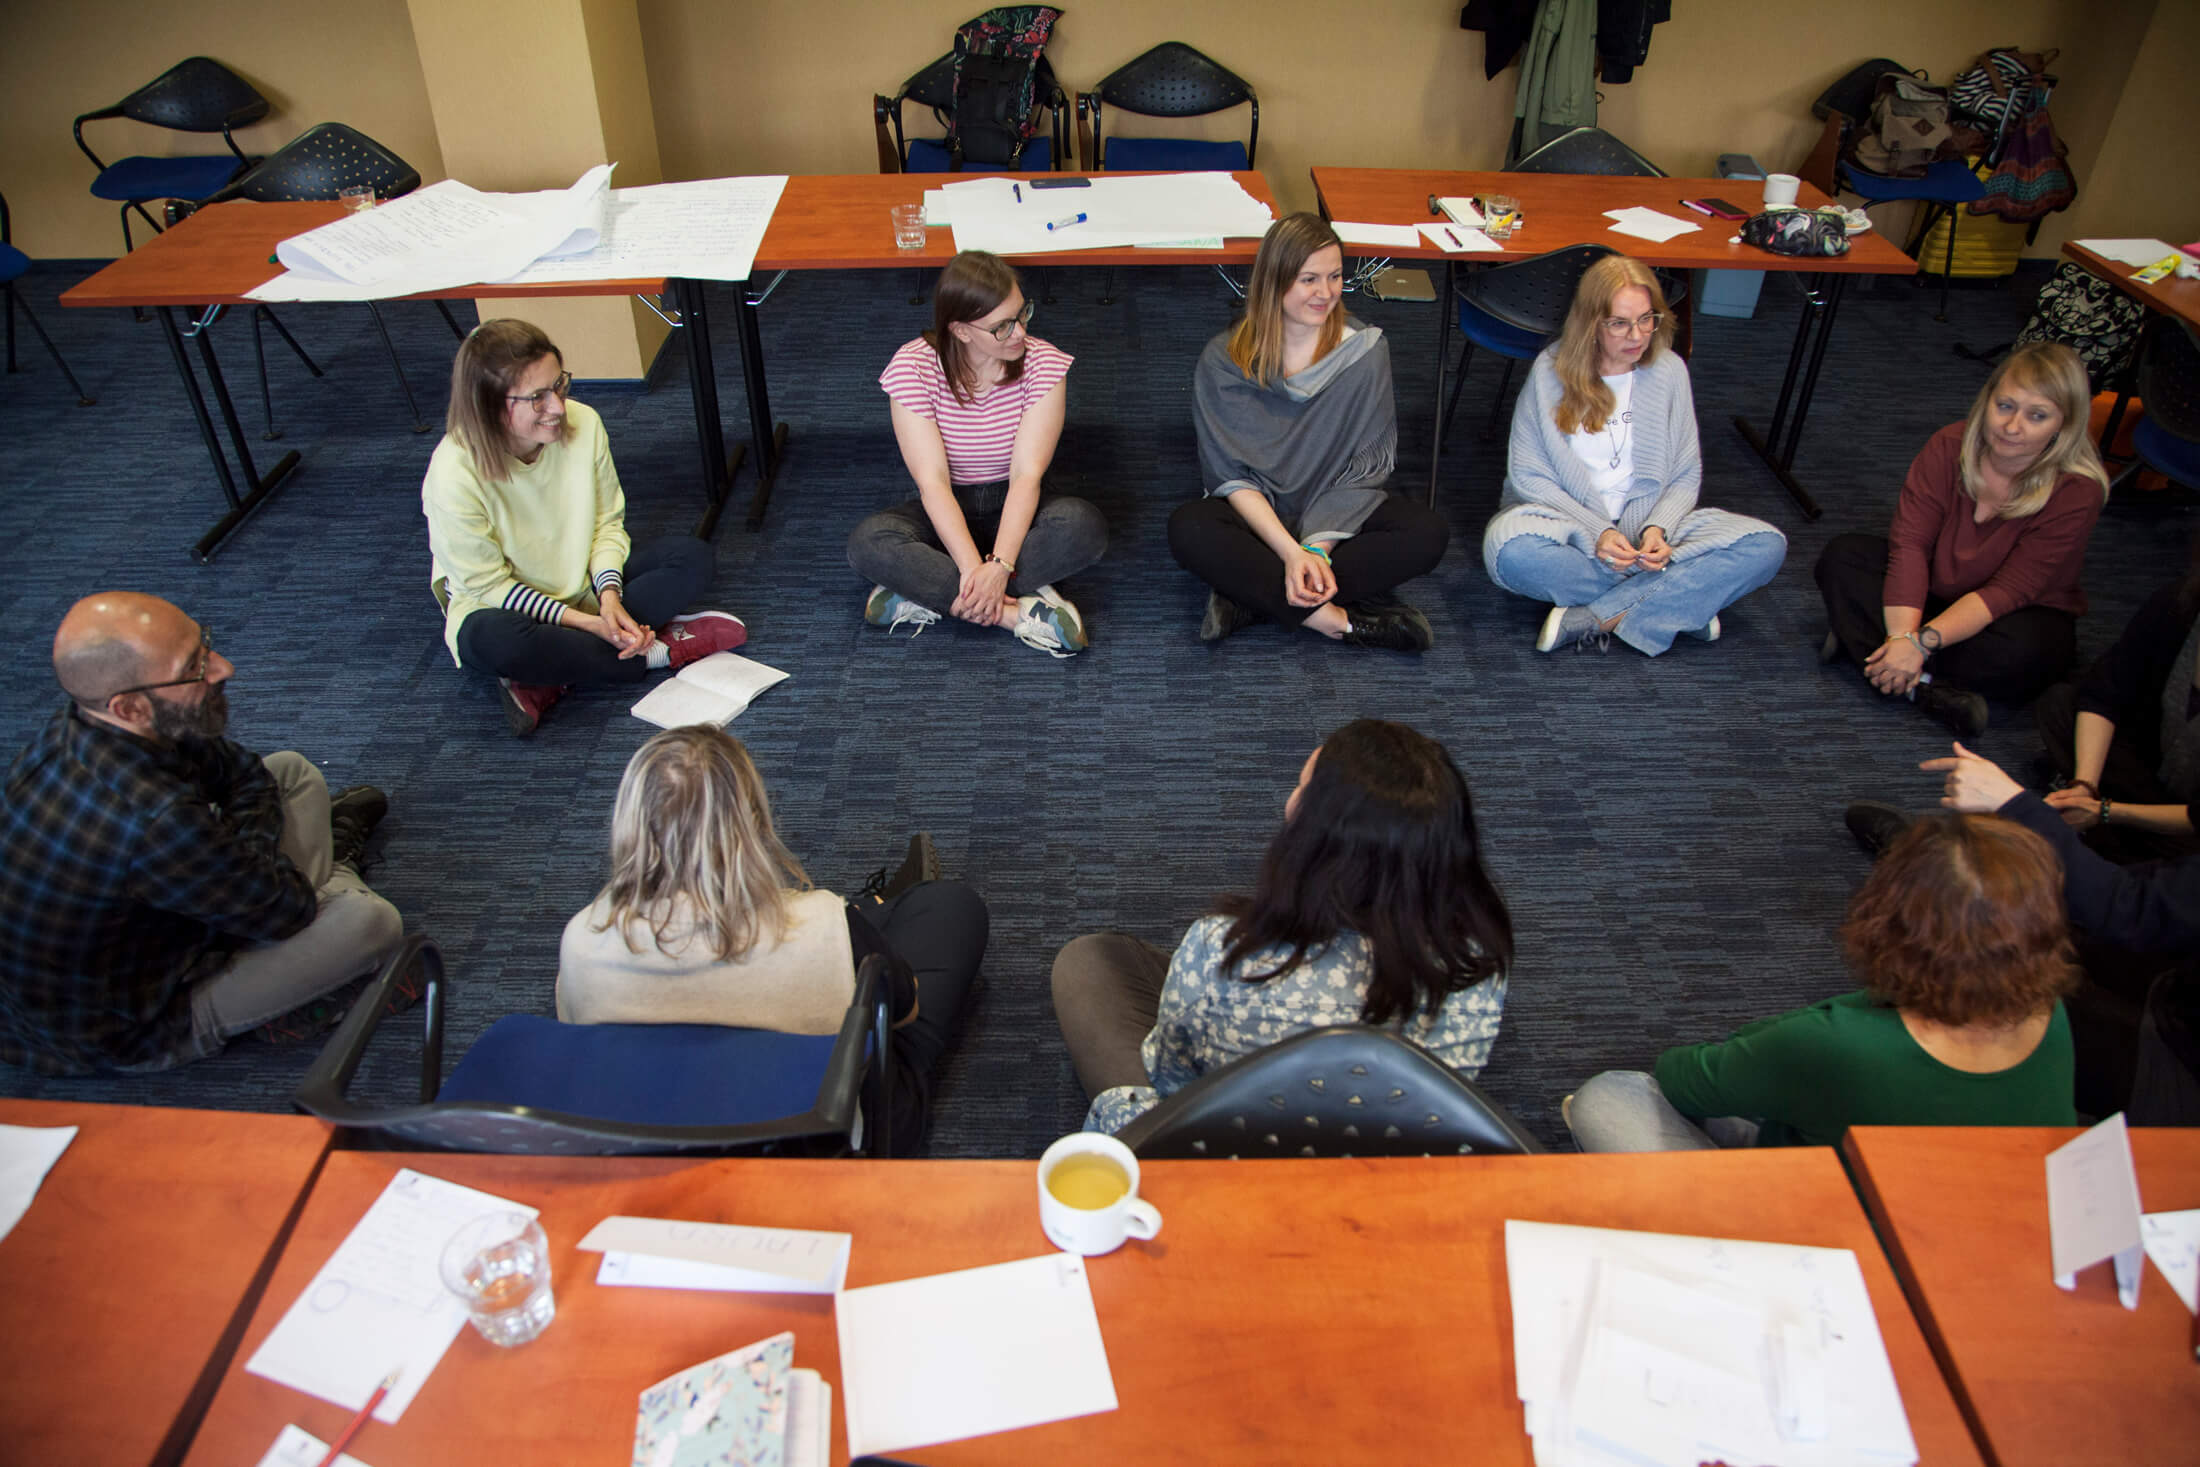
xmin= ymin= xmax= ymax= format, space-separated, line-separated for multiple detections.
xmin=1167 ymin=493 xmax=1450 ymax=627
xmin=455 ymin=536 xmax=714 ymax=687
xmin=871 ymin=879 xmax=987 ymax=1153
xmin=1813 ymin=533 xmax=2075 ymax=704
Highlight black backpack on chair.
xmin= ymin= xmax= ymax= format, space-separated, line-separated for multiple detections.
xmin=947 ymin=6 xmax=1063 ymax=168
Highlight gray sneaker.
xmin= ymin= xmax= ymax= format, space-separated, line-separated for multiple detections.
xmin=1012 ymin=585 xmax=1087 ymax=657
xmin=864 ymin=585 xmax=940 ymax=636
xmin=1536 ymin=605 xmax=1602 ymax=653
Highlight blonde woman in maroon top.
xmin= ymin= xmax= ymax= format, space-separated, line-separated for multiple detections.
xmin=1814 ymin=342 xmax=2109 ymax=736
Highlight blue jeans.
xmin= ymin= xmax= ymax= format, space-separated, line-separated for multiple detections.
xmin=1564 ymin=1070 xmax=1761 ymax=1152
xmin=1490 ymin=529 xmax=1787 ymax=655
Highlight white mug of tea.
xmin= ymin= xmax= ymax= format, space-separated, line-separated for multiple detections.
xmin=1037 ymin=1132 xmax=1163 ymax=1256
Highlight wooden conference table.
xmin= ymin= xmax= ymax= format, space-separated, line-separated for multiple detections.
xmin=0 ymin=1098 xmax=333 ymax=1467
xmin=2060 ymin=239 xmax=2200 ymax=456
xmin=1845 ymin=1125 xmax=2200 ymax=1467
xmin=179 ymin=1147 xmax=1982 ymax=1467
xmin=1311 ymin=167 xmax=1919 ymax=519
xmin=59 ymin=172 xmax=1277 ymax=557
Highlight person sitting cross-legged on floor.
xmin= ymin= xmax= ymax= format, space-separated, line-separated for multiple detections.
xmin=1813 ymin=341 xmax=2110 ymax=738
xmin=422 ymin=318 xmax=746 ymax=738
xmin=846 ymin=250 xmax=1106 ymax=658
xmin=556 ymin=726 xmax=987 ymax=1152
xmin=1052 ymin=718 xmax=1512 ymax=1133
xmin=0 ymin=593 xmax=405 ymax=1072
xmin=1482 ymin=254 xmax=1786 ymax=656
xmin=1169 ymin=214 xmax=1450 ymax=651
xmin=1565 ymin=810 xmax=2078 ymax=1152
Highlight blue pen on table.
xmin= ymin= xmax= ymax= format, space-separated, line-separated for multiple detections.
xmin=1046 ymin=212 xmax=1087 ymax=231
xmin=1014 ymin=184 xmax=1022 ymax=203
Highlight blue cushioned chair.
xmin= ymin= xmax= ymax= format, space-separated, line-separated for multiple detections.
xmin=73 ymin=57 xmax=269 ymax=254
xmin=196 ymin=122 xmax=469 ymax=438
xmin=0 ymin=192 xmax=94 ymax=407
xmin=294 ymin=937 xmax=896 ymax=1157
xmin=1115 ymin=1025 xmax=1544 ymax=1159
xmin=872 ymin=51 xmax=1064 ymax=174
xmin=1074 ymin=42 xmax=1257 ymax=173
xmin=1441 ymin=243 xmax=1616 ymax=444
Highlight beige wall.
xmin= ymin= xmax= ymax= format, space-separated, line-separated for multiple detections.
xmin=4 ymin=0 xmax=2182 ymax=261
xmin=1 ymin=0 xmax=440 ymax=257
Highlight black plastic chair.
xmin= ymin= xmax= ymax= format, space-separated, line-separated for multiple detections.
xmin=1441 ymin=242 xmax=1615 ymax=443
xmin=295 ymin=937 xmax=897 ymax=1157
xmin=1508 ymin=125 xmax=1663 ymax=178
xmin=0 ymin=193 xmax=94 ymax=407
xmin=1115 ymin=1025 xmax=1545 ymax=1159
xmin=872 ymin=51 xmax=1067 ymax=174
xmin=2112 ymin=323 xmax=2200 ymax=495
xmin=73 ymin=57 xmax=268 ymax=254
xmin=199 ymin=123 xmax=469 ymax=437
xmin=1075 ymin=42 xmax=1258 ymax=173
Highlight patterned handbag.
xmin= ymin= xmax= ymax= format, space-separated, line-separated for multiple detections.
xmin=1950 ymin=47 xmax=2058 ymax=130
xmin=1741 ymin=208 xmax=1852 ymax=258
xmin=1972 ymin=101 xmax=2077 ymax=222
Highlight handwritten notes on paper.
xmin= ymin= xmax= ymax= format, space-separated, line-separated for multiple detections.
xmin=254 ymin=1424 xmax=372 ymax=1467
xmin=2046 ymin=1112 xmax=2146 ymax=1308
xmin=946 ymin=173 xmax=1273 ymax=256
xmin=0 ymin=1123 xmax=74 ymax=1245
xmin=2141 ymin=1208 xmax=2200 ymax=1314
xmin=579 ymin=1215 xmax=851 ymax=1294
xmin=1332 ymin=221 xmax=1424 ymax=250
xmin=835 ymin=1253 xmax=1117 ymax=1458
xmin=245 ymin=1169 xmax=536 ymax=1422
xmin=505 ymin=176 xmax=789 ymax=286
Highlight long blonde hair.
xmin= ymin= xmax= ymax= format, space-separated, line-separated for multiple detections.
xmin=445 ymin=319 xmax=575 ymax=482
xmin=1551 ymin=254 xmax=1673 ymax=435
xmin=1957 ymin=342 xmax=2110 ymax=518
xmin=1229 ymin=213 xmax=1345 ymax=388
xmin=594 ymin=727 xmax=811 ymax=962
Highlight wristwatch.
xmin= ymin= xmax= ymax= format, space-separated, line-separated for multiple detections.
xmin=1918 ymin=625 xmax=1943 ymax=653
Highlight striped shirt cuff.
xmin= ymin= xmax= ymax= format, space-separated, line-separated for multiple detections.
xmin=502 ymin=583 xmax=569 ymax=625
xmin=592 ymin=567 xmax=624 ymax=597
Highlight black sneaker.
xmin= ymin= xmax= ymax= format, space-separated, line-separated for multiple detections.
xmin=1917 ymin=683 xmax=1989 ymax=739
xmin=1199 ymin=591 xmax=1258 ymax=643
xmin=1340 ymin=601 xmax=1434 ymax=652
xmin=856 ymin=832 xmax=939 ymax=904
xmin=1844 ymin=800 xmax=1911 ymax=858
xmin=330 ymin=785 xmax=389 ymax=872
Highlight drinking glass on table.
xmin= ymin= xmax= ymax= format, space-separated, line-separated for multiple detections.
xmin=439 ymin=1211 xmax=555 ymax=1347
xmin=1481 ymin=194 xmax=1520 ymax=240
xmin=891 ymin=203 xmax=927 ymax=250
xmin=339 ymin=185 xmax=377 ymax=213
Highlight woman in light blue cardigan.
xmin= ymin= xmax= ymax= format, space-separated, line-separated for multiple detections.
xmin=1482 ymin=255 xmax=1786 ymax=655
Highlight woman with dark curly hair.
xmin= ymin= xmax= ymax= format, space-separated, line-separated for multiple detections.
xmin=1564 ymin=812 xmax=2080 ymax=1150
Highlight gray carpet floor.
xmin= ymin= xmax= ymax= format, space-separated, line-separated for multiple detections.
xmin=0 ymin=251 xmax=2185 ymax=1154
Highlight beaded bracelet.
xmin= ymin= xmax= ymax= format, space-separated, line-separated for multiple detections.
xmin=983 ymin=552 xmax=1016 ymax=575
xmin=1301 ymin=542 xmax=1333 ymax=563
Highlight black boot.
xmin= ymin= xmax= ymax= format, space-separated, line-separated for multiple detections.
xmin=1917 ymin=683 xmax=1988 ymax=739
xmin=330 ymin=785 xmax=389 ymax=871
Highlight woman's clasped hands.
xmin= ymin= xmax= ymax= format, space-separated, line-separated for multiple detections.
xmin=1596 ymin=526 xmax=1670 ymax=573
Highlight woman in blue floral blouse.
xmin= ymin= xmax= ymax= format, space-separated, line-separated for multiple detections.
xmin=1051 ymin=718 xmax=1516 ymax=1132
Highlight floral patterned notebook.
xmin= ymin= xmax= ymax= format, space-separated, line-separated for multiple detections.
xmin=633 ymin=1331 xmax=793 ymax=1467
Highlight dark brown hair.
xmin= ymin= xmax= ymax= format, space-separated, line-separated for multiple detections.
xmin=1841 ymin=812 xmax=2079 ymax=1028
xmin=445 ymin=318 xmax=572 ymax=481
xmin=1217 ymin=719 xmax=1513 ymax=1025
xmin=927 ymin=250 xmax=1026 ymax=405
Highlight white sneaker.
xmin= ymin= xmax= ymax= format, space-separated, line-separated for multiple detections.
xmin=1011 ymin=585 xmax=1087 ymax=658
xmin=1685 ymin=614 xmax=1722 ymax=643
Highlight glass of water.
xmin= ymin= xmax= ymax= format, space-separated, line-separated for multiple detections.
xmin=439 ymin=1211 xmax=555 ymax=1347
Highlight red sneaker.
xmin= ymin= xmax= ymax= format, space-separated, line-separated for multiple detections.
xmin=496 ymin=678 xmax=563 ymax=738
xmin=662 ymin=611 xmax=748 ymax=670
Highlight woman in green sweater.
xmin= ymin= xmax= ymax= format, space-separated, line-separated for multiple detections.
xmin=1565 ymin=812 xmax=2079 ymax=1150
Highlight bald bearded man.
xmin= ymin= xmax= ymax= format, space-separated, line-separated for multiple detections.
xmin=0 ymin=593 xmax=404 ymax=1073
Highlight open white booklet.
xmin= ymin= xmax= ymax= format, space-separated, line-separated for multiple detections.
xmin=630 ymin=652 xmax=789 ymax=729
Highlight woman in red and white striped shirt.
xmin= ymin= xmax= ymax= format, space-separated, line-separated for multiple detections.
xmin=848 ymin=251 xmax=1107 ymax=657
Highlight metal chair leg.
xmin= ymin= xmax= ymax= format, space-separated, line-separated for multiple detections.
xmin=13 ymin=290 xmax=96 ymax=407
xmin=908 ymin=267 xmax=926 ymax=306
xmin=1482 ymin=357 xmax=1518 ymax=440
xmin=367 ymin=301 xmax=431 ymax=433
xmin=1100 ymin=267 xmax=1117 ymax=306
xmin=1935 ymin=203 xmax=1958 ymax=323
xmin=252 ymin=305 xmax=278 ymax=439
xmin=433 ymin=299 xmax=468 ymax=340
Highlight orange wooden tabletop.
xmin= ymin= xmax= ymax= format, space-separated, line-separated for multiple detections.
xmin=2061 ymin=242 xmax=2200 ymax=334
xmin=180 ymin=1147 xmax=1979 ymax=1467
xmin=754 ymin=171 xmax=1276 ymax=270
xmin=1311 ymin=165 xmax=1919 ymax=276
xmin=0 ymin=1098 xmax=332 ymax=1467
xmin=1845 ymin=1125 xmax=2200 ymax=1467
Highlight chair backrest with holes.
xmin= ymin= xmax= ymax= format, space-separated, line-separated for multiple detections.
xmin=1115 ymin=1024 xmax=1543 ymax=1158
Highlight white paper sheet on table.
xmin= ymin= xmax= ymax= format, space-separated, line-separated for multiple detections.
xmin=0 ymin=1123 xmax=74 ymax=1245
xmin=1332 ymin=220 xmax=1423 ymax=249
xmin=923 ymin=189 xmax=955 ymax=226
xmin=1418 ymin=221 xmax=1504 ymax=253
xmin=2075 ymin=238 xmax=2183 ymax=267
xmin=835 ymin=1252 xmax=1117 ymax=1458
xmin=1603 ymin=207 xmax=1702 ymax=244
xmin=2047 ymin=1111 xmax=2145 ymax=1306
xmin=249 ymin=165 xmax=614 ymax=300
xmin=2141 ymin=1207 xmax=2200 ymax=1313
xmin=255 ymin=1424 xmax=372 ymax=1467
xmin=1506 ymin=1219 xmax=1917 ymax=1467
xmin=579 ymin=1215 xmax=851 ymax=1293
xmin=503 ymin=175 xmax=788 ymax=285
xmin=947 ymin=173 xmax=1273 ymax=255
xmin=244 ymin=1168 xmax=537 ymax=1424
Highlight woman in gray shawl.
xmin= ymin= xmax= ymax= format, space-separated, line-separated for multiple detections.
xmin=1170 ymin=213 xmax=1450 ymax=650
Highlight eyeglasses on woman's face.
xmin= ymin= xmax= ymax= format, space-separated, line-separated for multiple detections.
xmin=974 ymin=300 xmax=1035 ymax=342
xmin=507 ymin=370 xmax=573 ymax=408
xmin=1599 ymin=312 xmax=1663 ymax=338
